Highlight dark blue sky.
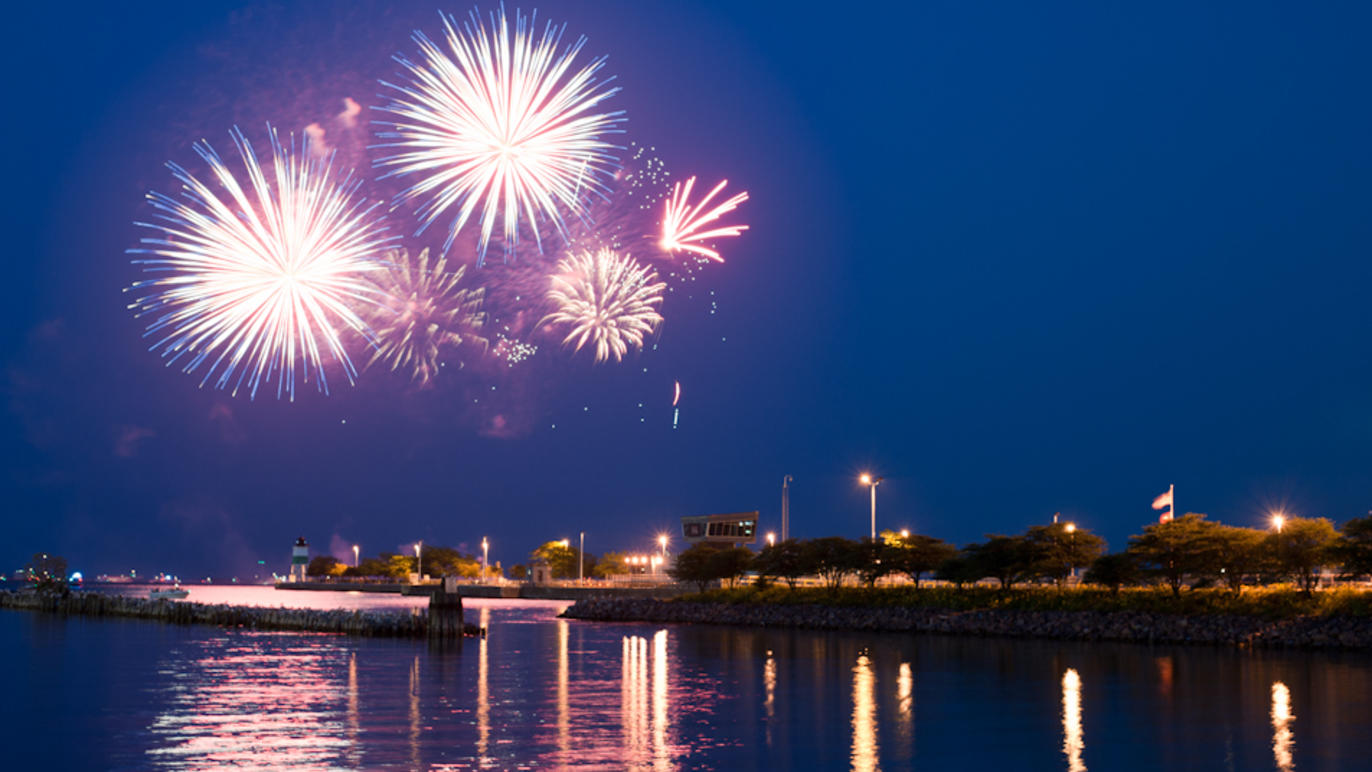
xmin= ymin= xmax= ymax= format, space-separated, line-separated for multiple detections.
xmin=4 ymin=1 xmax=1372 ymax=578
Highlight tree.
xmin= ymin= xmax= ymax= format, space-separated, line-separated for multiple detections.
xmin=593 ymin=552 xmax=629 ymax=578
xmin=855 ymin=538 xmax=902 ymax=587
xmin=1330 ymin=516 xmax=1372 ymax=580
xmin=801 ymin=537 xmax=864 ymax=589
xmin=708 ymin=547 xmax=755 ymax=588
xmin=420 ymin=546 xmax=480 ymax=578
xmin=1269 ymin=517 xmax=1339 ymax=594
xmin=510 ymin=564 xmax=528 ymax=580
xmin=883 ymin=533 xmax=957 ymax=588
xmin=1024 ymin=524 xmax=1106 ymax=586
xmin=752 ymin=540 xmax=809 ymax=588
xmin=1082 ymin=553 xmax=1141 ymax=594
xmin=385 ymin=553 xmax=417 ymax=579
xmin=1125 ymin=513 xmax=1221 ymax=597
xmin=1211 ymin=525 xmax=1268 ymax=592
xmin=935 ymin=555 xmax=984 ymax=588
xmin=531 ymin=541 xmax=594 ymax=580
xmin=306 ymin=555 xmax=344 ymax=577
xmin=964 ymin=535 xmax=1036 ymax=589
xmin=669 ymin=543 xmax=732 ymax=591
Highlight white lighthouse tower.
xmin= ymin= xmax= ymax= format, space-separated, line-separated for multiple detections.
xmin=290 ymin=537 xmax=309 ymax=582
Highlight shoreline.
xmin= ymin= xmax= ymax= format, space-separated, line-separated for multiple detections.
xmin=0 ymin=590 xmax=482 ymax=638
xmin=560 ymin=598 xmax=1372 ymax=649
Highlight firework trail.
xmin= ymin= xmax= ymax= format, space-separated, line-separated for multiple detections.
xmin=127 ymin=126 xmax=392 ymax=400
xmin=361 ymin=247 xmax=488 ymax=384
xmin=659 ymin=176 xmax=749 ymax=262
xmin=375 ymin=7 xmax=625 ymax=264
xmin=542 ymin=248 xmax=665 ymax=363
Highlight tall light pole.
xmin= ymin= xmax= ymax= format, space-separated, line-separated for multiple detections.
xmin=658 ymin=535 xmax=669 ymax=575
xmin=1064 ymin=523 xmax=1077 ymax=580
xmin=782 ymin=475 xmax=793 ymax=542
xmin=414 ymin=541 xmax=422 ymax=580
xmin=1272 ymin=513 xmax=1286 ymax=533
xmin=579 ymin=531 xmax=585 ymax=584
xmin=766 ymin=532 xmax=776 ymax=547
xmin=352 ymin=544 xmax=359 ymax=568
xmin=481 ymin=537 xmax=489 ymax=582
xmin=859 ymin=474 xmax=883 ymax=541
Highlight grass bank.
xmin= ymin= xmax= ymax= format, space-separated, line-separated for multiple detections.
xmin=674 ymin=585 xmax=1372 ymax=620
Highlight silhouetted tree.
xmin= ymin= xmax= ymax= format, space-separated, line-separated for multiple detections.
xmin=752 ymin=540 xmax=809 ymax=589
xmin=708 ymin=547 xmax=755 ymax=588
xmin=965 ymin=535 xmax=1036 ymax=589
xmin=306 ymin=555 xmax=343 ymax=577
xmin=1269 ymin=517 xmax=1339 ymax=594
xmin=669 ymin=542 xmax=732 ymax=592
xmin=1126 ymin=513 xmax=1222 ymax=597
xmin=934 ymin=555 xmax=984 ymax=589
xmin=1024 ymin=524 xmax=1105 ymax=586
xmin=1331 ymin=516 xmax=1372 ymax=580
xmin=880 ymin=531 xmax=957 ymax=588
xmin=801 ymin=537 xmax=864 ymax=589
xmin=1211 ymin=525 xmax=1268 ymax=592
xmin=1082 ymin=553 xmax=1141 ymax=594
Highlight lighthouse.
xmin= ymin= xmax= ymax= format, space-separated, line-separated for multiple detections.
xmin=290 ymin=537 xmax=309 ymax=582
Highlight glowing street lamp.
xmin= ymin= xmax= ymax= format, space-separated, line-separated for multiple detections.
xmin=899 ymin=529 xmax=910 ymax=539
xmin=859 ymin=473 xmax=883 ymax=541
xmin=766 ymin=532 xmax=776 ymax=547
xmin=352 ymin=544 xmax=359 ymax=568
xmin=559 ymin=538 xmax=570 ymax=549
xmin=1271 ymin=513 xmax=1286 ymax=533
xmin=414 ymin=541 xmax=422 ymax=580
xmin=481 ymin=537 xmax=489 ymax=581
xmin=1064 ymin=523 xmax=1077 ymax=580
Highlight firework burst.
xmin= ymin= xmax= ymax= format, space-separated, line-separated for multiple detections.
xmin=127 ymin=126 xmax=392 ymax=400
xmin=659 ymin=176 xmax=749 ymax=262
xmin=542 ymin=248 xmax=665 ymax=363
xmin=376 ymin=7 xmax=625 ymax=264
xmin=362 ymin=248 xmax=488 ymax=384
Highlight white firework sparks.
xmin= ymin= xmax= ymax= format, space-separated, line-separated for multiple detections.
xmin=659 ymin=176 xmax=749 ymax=262
xmin=376 ymin=7 xmax=625 ymax=264
xmin=127 ymin=126 xmax=393 ymax=400
xmin=362 ymin=247 xmax=487 ymax=384
xmin=543 ymin=248 xmax=665 ymax=363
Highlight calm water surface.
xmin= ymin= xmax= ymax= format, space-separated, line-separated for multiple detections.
xmin=3 ymin=585 xmax=1370 ymax=770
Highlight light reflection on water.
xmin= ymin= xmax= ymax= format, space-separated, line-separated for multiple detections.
xmin=1062 ymin=668 xmax=1086 ymax=772
xmin=8 ymin=587 xmax=1372 ymax=771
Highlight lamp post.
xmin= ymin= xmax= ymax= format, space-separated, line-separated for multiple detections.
xmin=579 ymin=531 xmax=585 ymax=585
xmin=352 ymin=544 xmax=359 ymax=568
xmin=782 ymin=474 xmax=793 ymax=542
xmin=658 ymin=535 xmax=669 ymax=575
xmin=859 ymin=473 xmax=883 ymax=541
xmin=1272 ymin=513 xmax=1286 ymax=533
xmin=414 ymin=541 xmax=422 ymax=580
xmin=1064 ymin=523 xmax=1077 ymax=580
xmin=766 ymin=532 xmax=776 ymax=547
xmin=482 ymin=537 xmax=489 ymax=582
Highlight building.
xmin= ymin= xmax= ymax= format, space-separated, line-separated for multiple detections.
xmin=680 ymin=512 xmax=759 ymax=546
xmin=289 ymin=537 xmax=309 ymax=582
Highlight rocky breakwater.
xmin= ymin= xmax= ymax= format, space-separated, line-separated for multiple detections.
xmin=561 ymin=598 xmax=1372 ymax=649
xmin=0 ymin=590 xmax=481 ymax=638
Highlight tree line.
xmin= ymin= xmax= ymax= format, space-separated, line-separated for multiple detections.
xmin=666 ymin=514 xmax=1372 ymax=596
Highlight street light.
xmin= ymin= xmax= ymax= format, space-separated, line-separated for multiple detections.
xmin=481 ymin=537 xmax=489 ymax=582
xmin=414 ymin=541 xmax=422 ymax=580
xmin=899 ymin=529 xmax=910 ymax=539
xmin=579 ymin=532 xmax=585 ymax=584
xmin=1064 ymin=523 xmax=1077 ymax=580
xmin=1272 ymin=513 xmax=1286 ymax=533
xmin=352 ymin=544 xmax=359 ymax=568
xmin=859 ymin=473 xmax=883 ymax=541
xmin=766 ymin=532 xmax=776 ymax=547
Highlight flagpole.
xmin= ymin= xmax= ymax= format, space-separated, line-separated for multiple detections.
xmin=1170 ymin=483 xmax=1175 ymax=522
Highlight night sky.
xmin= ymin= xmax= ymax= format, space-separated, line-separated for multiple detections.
xmin=5 ymin=1 xmax=1372 ymax=578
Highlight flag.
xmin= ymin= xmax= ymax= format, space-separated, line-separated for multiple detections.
xmin=1152 ymin=487 xmax=1173 ymax=510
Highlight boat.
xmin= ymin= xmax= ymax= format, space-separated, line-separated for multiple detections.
xmin=149 ymin=586 xmax=189 ymax=600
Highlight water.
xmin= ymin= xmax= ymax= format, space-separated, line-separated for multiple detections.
xmin=4 ymin=586 xmax=1370 ymax=771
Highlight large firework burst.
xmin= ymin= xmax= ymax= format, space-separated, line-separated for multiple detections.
xmin=543 ymin=248 xmax=665 ymax=363
xmin=375 ymin=7 xmax=625 ymax=264
xmin=659 ymin=176 xmax=749 ymax=262
xmin=127 ymin=126 xmax=392 ymax=400
xmin=362 ymin=247 xmax=488 ymax=384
